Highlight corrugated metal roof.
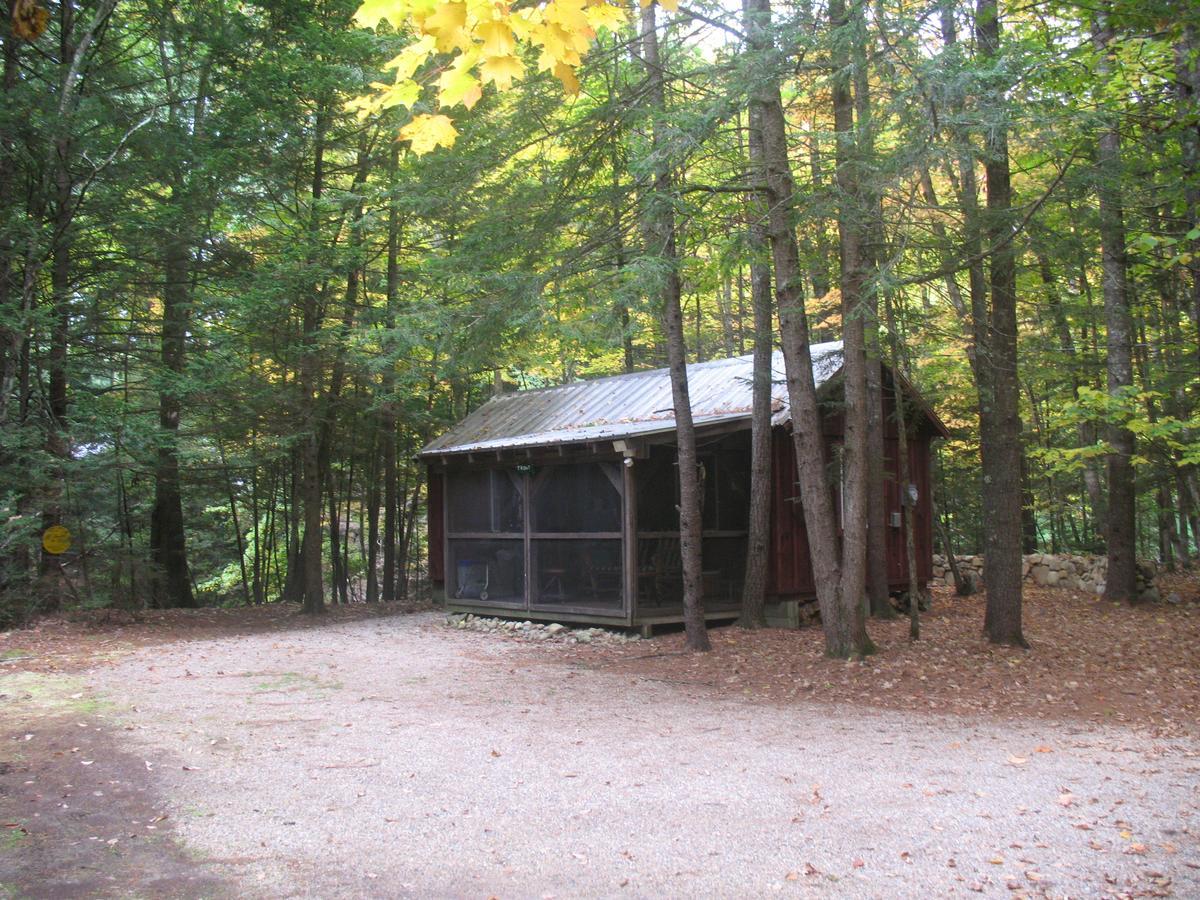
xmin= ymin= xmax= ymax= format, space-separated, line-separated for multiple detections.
xmin=419 ymin=341 xmax=844 ymax=458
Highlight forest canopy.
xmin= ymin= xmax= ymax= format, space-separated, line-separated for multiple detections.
xmin=1 ymin=0 xmax=1197 ymax=651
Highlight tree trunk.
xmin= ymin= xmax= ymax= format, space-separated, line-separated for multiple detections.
xmin=739 ymin=98 xmax=773 ymax=629
xmin=218 ymin=441 xmax=251 ymax=606
xmin=318 ymin=297 xmax=360 ymax=607
xmin=847 ymin=0 xmax=892 ymax=621
xmin=251 ymin=463 xmax=264 ymax=604
xmin=976 ymin=0 xmax=1027 ymax=646
xmin=805 ymin=129 xmax=833 ymax=302
xmin=0 ymin=7 xmax=21 ymax=425
xmin=282 ymin=447 xmax=305 ymax=604
xmin=327 ymin=469 xmax=344 ymax=604
xmin=828 ymin=0 xmax=873 ymax=648
xmin=1176 ymin=25 xmax=1200 ymax=376
xmin=344 ymin=457 xmax=355 ymax=602
xmin=718 ymin=277 xmax=736 ymax=358
xmin=1093 ymin=13 xmax=1137 ymax=603
xmin=382 ymin=145 xmax=400 ymax=603
xmin=885 ymin=296 xmax=920 ymax=639
xmin=1178 ymin=470 xmax=1199 ymax=560
xmin=365 ymin=440 xmax=380 ymax=604
xmin=1020 ymin=455 xmax=1038 ymax=554
xmin=935 ymin=1 xmax=991 ymax=404
xmin=36 ymin=0 xmax=89 ymax=605
xmin=936 ymin=506 xmax=971 ymax=595
xmin=400 ymin=472 xmax=422 ymax=600
xmin=149 ymin=193 xmax=196 ymax=608
xmin=933 ymin=9 xmax=1015 ymax=619
xmin=744 ymin=0 xmax=871 ymax=657
xmin=147 ymin=9 xmax=211 ymax=610
xmin=1132 ymin=309 xmax=1175 ymax=569
xmin=641 ymin=0 xmax=710 ymax=651
xmin=605 ymin=32 xmax=635 ymax=373
xmin=1034 ymin=248 xmax=1105 ymax=535
xmin=298 ymin=107 xmax=329 ymax=615
xmin=299 ymin=434 xmax=324 ymax=614
xmin=39 ymin=137 xmax=73 ymax=596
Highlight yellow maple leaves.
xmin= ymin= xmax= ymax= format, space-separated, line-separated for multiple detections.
xmin=476 ymin=20 xmax=516 ymax=57
xmin=419 ymin=0 xmax=471 ymax=53
xmin=438 ymin=49 xmax=483 ymax=109
xmin=383 ymin=34 xmax=438 ymax=80
xmin=553 ymin=62 xmax=580 ymax=96
xmin=351 ymin=0 xmax=636 ymax=154
xmin=585 ymin=1 xmax=626 ymax=32
xmin=479 ymin=52 xmax=525 ymax=91
xmin=399 ymin=113 xmax=460 ymax=153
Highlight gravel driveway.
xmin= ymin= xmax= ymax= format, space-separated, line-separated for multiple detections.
xmin=87 ymin=611 xmax=1198 ymax=898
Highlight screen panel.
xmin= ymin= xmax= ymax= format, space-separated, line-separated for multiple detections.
xmin=531 ymin=539 xmax=623 ymax=611
xmin=447 ymin=538 xmax=524 ymax=604
xmin=447 ymin=469 xmax=523 ymax=534
xmin=532 ymin=462 xmax=620 ymax=534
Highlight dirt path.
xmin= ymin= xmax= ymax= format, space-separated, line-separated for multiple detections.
xmin=1 ymin=610 xmax=1189 ymax=898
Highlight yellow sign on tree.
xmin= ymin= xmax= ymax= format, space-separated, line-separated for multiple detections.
xmin=42 ymin=525 xmax=71 ymax=556
xmin=350 ymin=0 xmax=675 ymax=154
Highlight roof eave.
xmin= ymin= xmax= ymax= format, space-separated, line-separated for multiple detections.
xmin=418 ymin=412 xmax=756 ymax=461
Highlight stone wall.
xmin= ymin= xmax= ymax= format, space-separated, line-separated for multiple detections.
xmin=931 ymin=553 xmax=1161 ymax=602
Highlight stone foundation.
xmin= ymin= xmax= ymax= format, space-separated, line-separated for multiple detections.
xmin=932 ymin=553 xmax=1161 ymax=602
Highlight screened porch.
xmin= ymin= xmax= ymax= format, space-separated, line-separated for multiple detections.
xmin=440 ymin=431 xmax=750 ymax=624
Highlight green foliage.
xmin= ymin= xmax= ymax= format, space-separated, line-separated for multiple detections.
xmin=2 ymin=0 xmax=1199 ymax=625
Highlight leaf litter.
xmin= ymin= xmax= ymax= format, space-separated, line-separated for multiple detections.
xmin=552 ymin=581 xmax=1200 ymax=736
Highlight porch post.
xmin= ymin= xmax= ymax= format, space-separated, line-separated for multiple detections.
xmin=522 ymin=469 xmax=533 ymax=611
xmin=623 ymin=458 xmax=637 ymax=625
xmin=442 ymin=471 xmax=452 ymax=605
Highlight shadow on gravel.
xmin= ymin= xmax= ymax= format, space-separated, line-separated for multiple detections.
xmin=0 ymin=673 xmax=229 ymax=899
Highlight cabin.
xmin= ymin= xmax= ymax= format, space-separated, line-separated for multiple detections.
xmin=419 ymin=341 xmax=949 ymax=631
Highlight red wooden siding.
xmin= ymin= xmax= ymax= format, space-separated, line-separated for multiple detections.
xmin=769 ymin=425 xmax=934 ymax=599
xmin=912 ymin=438 xmax=934 ymax=582
xmin=769 ymin=430 xmax=816 ymax=597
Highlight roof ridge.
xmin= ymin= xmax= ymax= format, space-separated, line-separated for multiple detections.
xmin=486 ymin=340 xmax=840 ymax=403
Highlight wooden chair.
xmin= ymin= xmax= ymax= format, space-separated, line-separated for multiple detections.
xmin=636 ymin=538 xmax=681 ymax=607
